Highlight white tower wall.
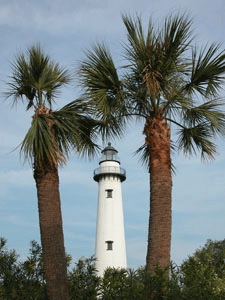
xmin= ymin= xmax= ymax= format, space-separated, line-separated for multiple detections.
xmin=94 ymin=144 xmax=127 ymax=277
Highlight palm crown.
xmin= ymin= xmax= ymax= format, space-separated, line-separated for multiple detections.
xmin=7 ymin=45 xmax=99 ymax=170
xmin=79 ymin=14 xmax=225 ymax=160
xmin=7 ymin=45 xmax=70 ymax=109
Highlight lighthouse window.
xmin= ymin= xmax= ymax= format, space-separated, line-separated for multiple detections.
xmin=106 ymin=189 xmax=113 ymax=198
xmin=106 ymin=241 xmax=113 ymax=250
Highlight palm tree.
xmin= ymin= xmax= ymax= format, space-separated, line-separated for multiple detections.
xmin=7 ymin=45 xmax=99 ymax=299
xmin=78 ymin=14 xmax=225 ymax=270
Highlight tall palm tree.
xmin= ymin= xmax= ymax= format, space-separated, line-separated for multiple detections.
xmin=7 ymin=45 xmax=99 ymax=299
xmin=78 ymin=14 xmax=225 ymax=270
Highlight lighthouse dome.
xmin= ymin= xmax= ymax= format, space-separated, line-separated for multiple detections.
xmin=99 ymin=142 xmax=120 ymax=164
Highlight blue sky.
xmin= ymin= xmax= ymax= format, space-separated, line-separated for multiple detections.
xmin=0 ymin=0 xmax=225 ymax=269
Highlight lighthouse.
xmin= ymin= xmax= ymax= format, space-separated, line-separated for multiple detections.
xmin=94 ymin=143 xmax=127 ymax=277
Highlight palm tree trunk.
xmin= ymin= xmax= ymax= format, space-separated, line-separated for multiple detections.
xmin=34 ymin=167 xmax=69 ymax=300
xmin=144 ymin=114 xmax=172 ymax=270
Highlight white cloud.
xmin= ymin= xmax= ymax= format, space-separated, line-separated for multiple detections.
xmin=0 ymin=2 xmax=122 ymax=36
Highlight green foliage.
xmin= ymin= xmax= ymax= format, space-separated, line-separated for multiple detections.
xmin=180 ymin=239 xmax=225 ymax=300
xmin=0 ymin=238 xmax=47 ymax=300
xmin=1 ymin=238 xmax=225 ymax=299
xmin=68 ymin=256 xmax=100 ymax=300
xmin=100 ymin=268 xmax=129 ymax=299
xmin=6 ymin=44 xmax=71 ymax=109
xmin=20 ymin=100 xmax=100 ymax=169
xmin=79 ymin=43 xmax=127 ymax=141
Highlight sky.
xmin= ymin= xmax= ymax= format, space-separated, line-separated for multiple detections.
xmin=1 ymin=0 xmax=225 ymax=270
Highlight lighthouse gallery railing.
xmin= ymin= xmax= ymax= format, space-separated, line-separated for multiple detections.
xmin=93 ymin=166 xmax=126 ymax=182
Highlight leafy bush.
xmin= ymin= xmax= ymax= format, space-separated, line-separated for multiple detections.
xmin=180 ymin=239 xmax=225 ymax=300
xmin=0 ymin=238 xmax=47 ymax=299
xmin=1 ymin=237 xmax=225 ymax=299
xmin=69 ymin=256 xmax=100 ymax=299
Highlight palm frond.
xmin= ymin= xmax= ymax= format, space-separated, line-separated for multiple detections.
xmin=134 ymin=143 xmax=149 ymax=168
xmin=52 ymin=101 xmax=100 ymax=159
xmin=185 ymin=44 xmax=225 ymax=97
xmin=79 ymin=42 xmax=122 ymax=108
xmin=20 ymin=101 xmax=101 ymax=168
xmin=123 ymin=73 xmax=149 ymax=118
xmin=160 ymin=13 xmax=193 ymax=70
xmin=177 ymin=123 xmax=217 ymax=160
xmin=6 ymin=44 xmax=71 ymax=109
xmin=122 ymin=13 xmax=193 ymax=113
xmin=78 ymin=43 xmax=127 ymax=140
xmin=122 ymin=13 xmax=154 ymax=68
xmin=7 ymin=54 xmax=36 ymax=109
xmin=182 ymin=98 xmax=225 ymax=136
xmin=122 ymin=14 xmax=161 ymax=109
xmin=20 ymin=114 xmax=63 ymax=169
xmin=161 ymin=83 xmax=193 ymax=118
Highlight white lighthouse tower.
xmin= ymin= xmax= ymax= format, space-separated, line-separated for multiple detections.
xmin=94 ymin=143 xmax=127 ymax=277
